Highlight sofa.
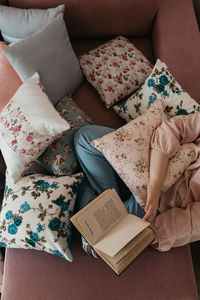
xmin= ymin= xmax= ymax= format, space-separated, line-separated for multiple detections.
xmin=0 ymin=0 xmax=199 ymax=299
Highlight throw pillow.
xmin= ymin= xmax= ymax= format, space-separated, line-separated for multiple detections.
xmin=79 ymin=36 xmax=152 ymax=108
xmin=91 ymin=100 xmax=167 ymax=207
xmin=38 ymin=95 xmax=93 ymax=176
xmin=113 ymin=59 xmax=200 ymax=121
xmin=0 ymin=4 xmax=65 ymax=44
xmin=3 ymin=14 xmax=83 ymax=105
xmin=0 ymin=171 xmax=83 ymax=261
xmin=0 ymin=73 xmax=70 ymax=183
xmin=0 ymin=42 xmax=22 ymax=112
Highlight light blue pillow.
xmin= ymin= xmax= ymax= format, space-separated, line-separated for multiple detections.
xmin=3 ymin=14 xmax=83 ymax=105
xmin=0 ymin=4 xmax=65 ymax=44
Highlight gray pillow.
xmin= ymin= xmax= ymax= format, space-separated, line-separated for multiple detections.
xmin=0 ymin=4 xmax=65 ymax=44
xmin=3 ymin=14 xmax=83 ymax=105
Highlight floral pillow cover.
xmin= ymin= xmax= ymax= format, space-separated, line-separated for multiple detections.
xmin=0 ymin=73 xmax=70 ymax=183
xmin=38 ymin=95 xmax=93 ymax=176
xmin=92 ymin=100 xmax=167 ymax=207
xmin=0 ymin=172 xmax=83 ymax=261
xmin=79 ymin=35 xmax=153 ymax=108
xmin=113 ymin=59 xmax=200 ymax=121
xmin=91 ymin=99 xmax=198 ymax=207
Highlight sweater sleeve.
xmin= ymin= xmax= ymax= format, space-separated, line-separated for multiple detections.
xmin=150 ymin=201 xmax=200 ymax=251
xmin=151 ymin=112 xmax=200 ymax=158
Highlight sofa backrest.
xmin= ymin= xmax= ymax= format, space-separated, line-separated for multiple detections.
xmin=8 ymin=0 xmax=160 ymax=39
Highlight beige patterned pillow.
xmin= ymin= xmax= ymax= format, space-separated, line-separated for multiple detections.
xmin=91 ymin=100 xmax=166 ymax=207
xmin=79 ymin=36 xmax=152 ymax=108
xmin=92 ymin=100 xmax=198 ymax=207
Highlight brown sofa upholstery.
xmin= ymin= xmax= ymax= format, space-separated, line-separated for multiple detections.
xmin=0 ymin=0 xmax=199 ymax=299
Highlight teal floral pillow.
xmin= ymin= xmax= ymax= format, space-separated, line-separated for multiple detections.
xmin=38 ymin=95 xmax=93 ymax=176
xmin=0 ymin=172 xmax=83 ymax=261
xmin=113 ymin=59 xmax=200 ymax=122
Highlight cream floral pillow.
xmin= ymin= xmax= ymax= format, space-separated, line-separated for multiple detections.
xmin=91 ymin=100 xmax=166 ymax=207
xmin=79 ymin=36 xmax=152 ymax=108
xmin=0 ymin=172 xmax=83 ymax=261
xmin=92 ymin=100 xmax=198 ymax=207
xmin=0 ymin=73 xmax=70 ymax=183
xmin=113 ymin=59 xmax=200 ymax=121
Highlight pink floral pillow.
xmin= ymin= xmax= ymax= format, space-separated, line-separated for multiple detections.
xmin=92 ymin=100 xmax=198 ymax=207
xmin=79 ymin=36 xmax=152 ymax=108
xmin=91 ymin=100 xmax=166 ymax=207
xmin=0 ymin=73 xmax=70 ymax=183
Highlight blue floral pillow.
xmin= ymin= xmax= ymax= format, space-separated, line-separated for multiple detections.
xmin=0 ymin=172 xmax=83 ymax=261
xmin=38 ymin=95 xmax=93 ymax=176
xmin=113 ymin=59 xmax=200 ymax=122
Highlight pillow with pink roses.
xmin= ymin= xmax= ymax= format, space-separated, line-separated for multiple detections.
xmin=79 ymin=36 xmax=152 ymax=108
xmin=91 ymin=99 xmax=197 ymax=207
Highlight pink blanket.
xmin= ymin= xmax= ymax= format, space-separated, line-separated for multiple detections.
xmin=150 ymin=112 xmax=200 ymax=251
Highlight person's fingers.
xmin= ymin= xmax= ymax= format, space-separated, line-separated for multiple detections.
xmin=144 ymin=195 xmax=153 ymax=212
xmin=143 ymin=206 xmax=157 ymax=222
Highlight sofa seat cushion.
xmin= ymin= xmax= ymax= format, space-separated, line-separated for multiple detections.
xmin=73 ymin=81 xmax=125 ymax=129
xmin=2 ymin=233 xmax=198 ymax=300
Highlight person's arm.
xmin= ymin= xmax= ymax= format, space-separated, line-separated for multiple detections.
xmin=143 ymin=149 xmax=169 ymax=223
xmin=143 ymin=112 xmax=200 ymax=223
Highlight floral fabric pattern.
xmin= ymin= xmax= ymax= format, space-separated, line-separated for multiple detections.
xmin=38 ymin=95 xmax=93 ymax=176
xmin=0 ymin=73 xmax=69 ymax=183
xmin=91 ymin=100 xmax=167 ymax=207
xmin=0 ymin=172 xmax=83 ymax=261
xmin=79 ymin=36 xmax=152 ymax=108
xmin=0 ymin=97 xmax=58 ymax=158
xmin=113 ymin=59 xmax=200 ymax=121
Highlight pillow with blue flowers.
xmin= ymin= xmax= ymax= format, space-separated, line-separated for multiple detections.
xmin=0 ymin=172 xmax=83 ymax=261
xmin=38 ymin=95 xmax=93 ymax=176
xmin=113 ymin=59 xmax=200 ymax=122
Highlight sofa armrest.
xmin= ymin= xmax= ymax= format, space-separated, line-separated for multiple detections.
xmin=152 ymin=0 xmax=200 ymax=104
xmin=193 ymin=0 xmax=200 ymax=29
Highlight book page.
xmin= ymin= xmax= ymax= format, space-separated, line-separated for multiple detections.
xmin=93 ymin=214 xmax=150 ymax=257
xmin=76 ymin=189 xmax=127 ymax=245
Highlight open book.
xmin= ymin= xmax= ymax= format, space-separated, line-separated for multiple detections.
xmin=70 ymin=189 xmax=155 ymax=275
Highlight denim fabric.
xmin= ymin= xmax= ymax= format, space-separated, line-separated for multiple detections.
xmin=74 ymin=124 xmax=144 ymax=218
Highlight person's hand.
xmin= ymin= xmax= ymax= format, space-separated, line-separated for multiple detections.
xmin=143 ymin=181 xmax=161 ymax=223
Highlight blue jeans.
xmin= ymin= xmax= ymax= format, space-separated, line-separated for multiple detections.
xmin=74 ymin=125 xmax=145 ymax=218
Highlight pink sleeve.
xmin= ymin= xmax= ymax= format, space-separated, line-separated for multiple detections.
xmin=151 ymin=112 xmax=200 ymax=158
xmin=150 ymin=202 xmax=200 ymax=251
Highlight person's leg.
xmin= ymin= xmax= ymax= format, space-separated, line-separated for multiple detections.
xmin=124 ymin=195 xmax=145 ymax=218
xmin=75 ymin=124 xmax=144 ymax=215
xmin=74 ymin=124 xmax=120 ymax=210
xmin=74 ymin=124 xmax=145 ymax=257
